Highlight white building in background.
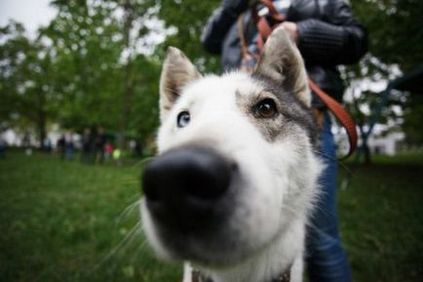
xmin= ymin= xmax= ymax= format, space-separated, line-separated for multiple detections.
xmin=367 ymin=131 xmax=405 ymax=156
xmin=334 ymin=125 xmax=405 ymax=156
xmin=1 ymin=129 xmax=28 ymax=147
xmin=0 ymin=124 xmax=81 ymax=149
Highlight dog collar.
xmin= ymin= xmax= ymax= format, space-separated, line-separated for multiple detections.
xmin=191 ymin=269 xmax=290 ymax=282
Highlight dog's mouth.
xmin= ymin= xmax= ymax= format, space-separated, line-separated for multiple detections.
xmin=141 ymin=145 xmax=242 ymax=262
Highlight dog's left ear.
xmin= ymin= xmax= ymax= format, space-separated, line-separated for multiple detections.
xmin=159 ymin=47 xmax=202 ymax=122
xmin=254 ymin=27 xmax=311 ymax=107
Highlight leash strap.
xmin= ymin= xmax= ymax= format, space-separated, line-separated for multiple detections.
xmin=242 ymin=0 xmax=358 ymax=159
xmin=308 ymin=79 xmax=357 ymax=159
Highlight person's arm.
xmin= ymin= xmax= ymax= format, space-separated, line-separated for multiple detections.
xmin=201 ymin=0 xmax=251 ymax=54
xmin=296 ymin=0 xmax=368 ymax=66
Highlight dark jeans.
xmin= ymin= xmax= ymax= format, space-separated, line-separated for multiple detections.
xmin=306 ymin=113 xmax=352 ymax=282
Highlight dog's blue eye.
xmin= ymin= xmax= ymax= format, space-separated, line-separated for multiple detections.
xmin=177 ymin=111 xmax=191 ymax=128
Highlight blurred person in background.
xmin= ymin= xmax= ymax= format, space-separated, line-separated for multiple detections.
xmin=57 ymin=134 xmax=65 ymax=159
xmin=81 ymin=128 xmax=90 ymax=163
xmin=95 ymin=126 xmax=106 ymax=164
xmin=64 ymin=132 xmax=74 ymax=160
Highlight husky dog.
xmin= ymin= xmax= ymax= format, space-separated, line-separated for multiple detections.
xmin=140 ymin=27 xmax=322 ymax=282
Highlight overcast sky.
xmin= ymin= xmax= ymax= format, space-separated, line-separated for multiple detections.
xmin=0 ymin=0 xmax=57 ymax=37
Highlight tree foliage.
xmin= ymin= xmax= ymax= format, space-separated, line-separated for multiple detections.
xmin=1 ymin=0 xmax=422 ymax=151
xmin=0 ymin=21 xmax=58 ymax=145
xmin=158 ymin=0 xmax=220 ymax=73
xmin=351 ymin=0 xmax=423 ymax=73
xmin=1 ymin=0 xmax=163 ymax=148
xmin=345 ymin=0 xmax=423 ymax=150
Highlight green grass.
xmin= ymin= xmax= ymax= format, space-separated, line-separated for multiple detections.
xmin=0 ymin=152 xmax=181 ymax=282
xmin=0 ymin=151 xmax=422 ymax=281
xmin=338 ymin=153 xmax=423 ymax=282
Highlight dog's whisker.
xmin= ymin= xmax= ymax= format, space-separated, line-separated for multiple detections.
xmin=280 ymin=204 xmax=300 ymax=216
xmin=94 ymin=222 xmax=142 ymax=270
xmin=313 ymin=149 xmax=353 ymax=176
xmin=117 ymin=199 xmax=141 ymax=224
xmin=128 ymin=238 xmax=149 ymax=265
xmin=304 ymin=215 xmax=322 ymax=234
xmin=312 ymin=149 xmax=335 ymax=162
xmin=132 ymin=157 xmax=155 ymax=168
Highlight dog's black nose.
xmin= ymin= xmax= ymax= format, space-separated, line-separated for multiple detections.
xmin=143 ymin=146 xmax=231 ymax=203
xmin=142 ymin=146 xmax=232 ymax=226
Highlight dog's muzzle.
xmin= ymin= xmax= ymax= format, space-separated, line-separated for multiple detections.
xmin=142 ymin=146 xmax=234 ymax=232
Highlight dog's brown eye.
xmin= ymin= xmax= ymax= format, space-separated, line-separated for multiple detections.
xmin=255 ymin=98 xmax=278 ymax=118
xmin=177 ymin=111 xmax=191 ymax=128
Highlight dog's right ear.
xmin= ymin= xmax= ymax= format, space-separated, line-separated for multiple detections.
xmin=159 ymin=47 xmax=202 ymax=122
xmin=254 ymin=27 xmax=311 ymax=107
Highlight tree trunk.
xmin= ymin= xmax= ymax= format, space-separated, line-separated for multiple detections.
xmin=360 ymin=135 xmax=372 ymax=165
xmin=38 ymin=110 xmax=47 ymax=149
xmin=120 ymin=61 xmax=134 ymax=151
xmin=363 ymin=142 xmax=372 ymax=164
xmin=36 ymin=88 xmax=47 ymax=149
xmin=351 ymin=88 xmax=372 ymax=165
xmin=119 ymin=0 xmax=135 ymax=151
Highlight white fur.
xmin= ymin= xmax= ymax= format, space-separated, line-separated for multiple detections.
xmin=141 ymin=72 xmax=322 ymax=282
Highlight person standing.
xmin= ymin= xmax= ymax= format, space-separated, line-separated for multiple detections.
xmin=201 ymin=1 xmax=368 ymax=281
xmin=57 ymin=134 xmax=65 ymax=159
xmin=95 ymin=126 xmax=107 ymax=164
xmin=64 ymin=132 xmax=74 ymax=160
xmin=81 ymin=128 xmax=91 ymax=164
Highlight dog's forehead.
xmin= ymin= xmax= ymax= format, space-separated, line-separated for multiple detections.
xmin=183 ymin=72 xmax=264 ymax=103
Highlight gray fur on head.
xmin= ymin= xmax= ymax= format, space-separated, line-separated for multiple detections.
xmin=254 ymin=27 xmax=311 ymax=107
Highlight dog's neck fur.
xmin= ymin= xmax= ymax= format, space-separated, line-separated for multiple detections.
xmin=183 ymin=218 xmax=305 ymax=282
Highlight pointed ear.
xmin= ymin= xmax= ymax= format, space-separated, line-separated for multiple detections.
xmin=254 ymin=27 xmax=311 ymax=107
xmin=159 ymin=47 xmax=202 ymax=122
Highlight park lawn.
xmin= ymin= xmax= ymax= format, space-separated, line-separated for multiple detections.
xmin=338 ymin=154 xmax=423 ymax=282
xmin=0 ymin=152 xmax=182 ymax=282
xmin=0 ymin=151 xmax=422 ymax=282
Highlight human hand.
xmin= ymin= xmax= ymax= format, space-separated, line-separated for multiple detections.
xmin=280 ymin=21 xmax=299 ymax=44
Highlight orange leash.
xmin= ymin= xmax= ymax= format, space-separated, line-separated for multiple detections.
xmin=251 ymin=0 xmax=358 ymax=159
xmin=308 ymin=79 xmax=357 ymax=159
